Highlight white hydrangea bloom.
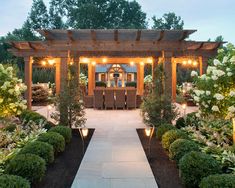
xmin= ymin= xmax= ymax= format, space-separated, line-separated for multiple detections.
xmin=193 ymin=96 xmax=200 ymax=102
xmin=191 ymin=71 xmax=198 ymax=77
xmin=214 ymin=93 xmax=224 ymax=100
xmin=223 ymin=56 xmax=229 ymax=63
xmin=212 ymin=105 xmax=220 ymax=112
xmin=206 ymin=91 xmax=211 ymax=96
xmin=230 ymin=56 xmax=235 ymax=63
xmin=207 ymin=66 xmax=216 ymax=74
xmin=200 ymin=74 xmax=207 ymax=80
xmin=227 ymin=72 xmax=233 ymax=77
xmin=229 ymin=91 xmax=235 ymax=97
xmin=213 ymin=59 xmax=221 ymax=66
xmin=212 ymin=75 xmax=218 ymax=80
xmin=228 ymin=106 xmax=235 ymax=113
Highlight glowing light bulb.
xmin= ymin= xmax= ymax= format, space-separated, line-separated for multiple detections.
xmin=48 ymin=59 xmax=55 ymax=65
xmin=102 ymin=58 xmax=107 ymax=63
xmin=91 ymin=61 xmax=96 ymax=66
xmin=42 ymin=61 xmax=46 ymax=66
xmin=130 ymin=61 xmax=134 ymax=66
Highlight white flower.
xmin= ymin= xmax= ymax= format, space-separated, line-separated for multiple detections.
xmin=191 ymin=71 xmax=198 ymax=77
xmin=207 ymin=66 xmax=216 ymax=74
xmin=213 ymin=59 xmax=221 ymax=66
xmin=214 ymin=84 xmax=218 ymax=88
xmin=200 ymin=74 xmax=207 ymax=80
xmin=206 ymin=91 xmax=211 ymax=96
xmin=218 ymin=48 xmax=224 ymax=53
xmin=222 ymin=56 xmax=228 ymax=63
xmin=193 ymin=96 xmax=200 ymax=102
xmin=229 ymin=91 xmax=235 ymax=97
xmin=212 ymin=105 xmax=220 ymax=112
xmin=226 ymin=68 xmax=231 ymax=72
xmin=230 ymin=56 xmax=235 ymax=63
xmin=212 ymin=75 xmax=218 ymax=80
xmin=214 ymin=93 xmax=224 ymax=100
xmin=195 ymin=113 xmax=201 ymax=118
xmin=228 ymin=106 xmax=235 ymax=113
xmin=227 ymin=72 xmax=233 ymax=77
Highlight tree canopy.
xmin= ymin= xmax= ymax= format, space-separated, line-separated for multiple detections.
xmin=152 ymin=12 xmax=184 ymax=30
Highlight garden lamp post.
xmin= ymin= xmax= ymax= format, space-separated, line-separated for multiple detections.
xmin=79 ymin=126 xmax=89 ymax=155
xmin=145 ymin=126 xmax=155 ymax=159
xmin=182 ymin=103 xmax=187 ymax=117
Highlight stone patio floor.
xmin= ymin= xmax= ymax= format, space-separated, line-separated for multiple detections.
xmin=34 ymin=105 xmax=198 ymax=188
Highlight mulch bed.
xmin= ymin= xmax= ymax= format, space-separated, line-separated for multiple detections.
xmin=137 ymin=129 xmax=184 ymax=188
xmin=33 ymin=129 xmax=94 ymax=188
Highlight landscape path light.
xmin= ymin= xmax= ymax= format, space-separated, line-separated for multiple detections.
xmin=182 ymin=103 xmax=187 ymax=117
xmin=78 ymin=125 xmax=89 ymax=155
xmin=145 ymin=125 xmax=155 ymax=160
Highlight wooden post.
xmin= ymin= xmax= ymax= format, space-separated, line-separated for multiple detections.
xmin=24 ymin=56 xmax=33 ymax=110
xmin=172 ymin=59 xmax=177 ymax=102
xmin=163 ymin=51 xmax=173 ymax=100
xmin=201 ymin=56 xmax=209 ymax=74
xmin=199 ymin=56 xmax=203 ymax=76
xmin=152 ymin=57 xmax=159 ymax=83
xmin=88 ymin=62 xmax=95 ymax=95
xmin=137 ymin=63 xmax=144 ymax=95
xmin=55 ymin=58 xmax=61 ymax=95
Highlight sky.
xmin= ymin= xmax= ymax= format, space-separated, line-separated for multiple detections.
xmin=0 ymin=0 xmax=234 ymax=44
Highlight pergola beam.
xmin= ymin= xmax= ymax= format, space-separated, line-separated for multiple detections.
xmin=114 ymin=29 xmax=118 ymax=42
xmin=67 ymin=30 xmax=75 ymax=42
xmin=28 ymin=42 xmax=37 ymax=50
xmin=179 ymin=31 xmax=189 ymax=41
xmin=91 ymin=30 xmax=96 ymax=41
xmin=158 ymin=30 xmax=165 ymax=41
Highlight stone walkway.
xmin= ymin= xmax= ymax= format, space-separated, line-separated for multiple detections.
xmin=71 ymin=109 xmax=158 ymax=188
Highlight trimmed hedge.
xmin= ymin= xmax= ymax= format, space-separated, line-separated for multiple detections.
xmin=156 ymin=124 xmax=176 ymax=140
xmin=20 ymin=110 xmax=46 ymax=123
xmin=20 ymin=141 xmax=54 ymax=164
xmin=126 ymin=81 xmax=137 ymax=88
xmin=37 ymin=132 xmax=65 ymax=153
xmin=179 ymin=151 xmax=221 ymax=188
xmin=95 ymin=81 xmax=106 ymax=87
xmin=0 ymin=175 xmax=30 ymax=188
xmin=162 ymin=129 xmax=188 ymax=150
xmin=175 ymin=117 xmax=186 ymax=129
xmin=199 ymin=174 xmax=235 ymax=188
xmin=5 ymin=154 xmax=46 ymax=183
xmin=49 ymin=125 xmax=72 ymax=143
xmin=169 ymin=139 xmax=199 ymax=164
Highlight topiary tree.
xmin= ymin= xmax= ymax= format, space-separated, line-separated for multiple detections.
xmin=20 ymin=141 xmax=54 ymax=164
xmin=199 ymin=174 xmax=235 ymax=188
xmin=37 ymin=132 xmax=65 ymax=153
xmin=0 ymin=65 xmax=27 ymax=118
xmin=0 ymin=175 xmax=30 ymax=188
xmin=49 ymin=125 xmax=72 ymax=143
xmin=5 ymin=154 xmax=46 ymax=183
xmin=169 ymin=139 xmax=199 ymax=164
xmin=141 ymin=63 xmax=178 ymax=126
xmin=179 ymin=151 xmax=221 ymax=188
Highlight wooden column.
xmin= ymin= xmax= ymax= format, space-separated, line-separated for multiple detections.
xmin=163 ymin=51 xmax=173 ymax=100
xmin=55 ymin=58 xmax=61 ymax=95
xmin=152 ymin=57 xmax=159 ymax=83
xmin=88 ymin=63 xmax=95 ymax=95
xmin=137 ymin=63 xmax=144 ymax=95
xmin=172 ymin=60 xmax=177 ymax=102
xmin=74 ymin=57 xmax=80 ymax=89
xmin=24 ymin=56 xmax=33 ymax=109
xmin=60 ymin=57 xmax=68 ymax=91
xmin=201 ymin=56 xmax=209 ymax=75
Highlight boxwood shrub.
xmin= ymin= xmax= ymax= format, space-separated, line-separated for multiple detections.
xmin=199 ymin=174 xmax=235 ymax=188
xmin=20 ymin=110 xmax=46 ymax=123
xmin=0 ymin=175 xmax=30 ymax=188
xmin=20 ymin=141 xmax=54 ymax=164
xmin=162 ymin=129 xmax=188 ymax=150
xmin=175 ymin=117 xmax=186 ymax=129
xmin=179 ymin=151 xmax=221 ymax=188
xmin=169 ymin=139 xmax=199 ymax=164
xmin=5 ymin=154 xmax=46 ymax=183
xmin=37 ymin=132 xmax=65 ymax=153
xmin=156 ymin=124 xmax=176 ymax=140
xmin=49 ymin=125 xmax=72 ymax=143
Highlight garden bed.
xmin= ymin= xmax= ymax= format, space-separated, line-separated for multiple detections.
xmin=33 ymin=129 xmax=94 ymax=188
xmin=137 ymin=129 xmax=184 ymax=188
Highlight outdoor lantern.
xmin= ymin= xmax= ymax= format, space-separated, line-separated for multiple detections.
xmin=82 ymin=127 xmax=89 ymax=137
xmin=145 ymin=127 xmax=151 ymax=137
xmin=41 ymin=61 xmax=46 ymax=66
xmin=48 ymin=59 xmax=55 ymax=65
xmin=182 ymin=103 xmax=187 ymax=117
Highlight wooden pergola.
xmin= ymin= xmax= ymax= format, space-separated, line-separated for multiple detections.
xmin=9 ymin=29 xmax=222 ymax=109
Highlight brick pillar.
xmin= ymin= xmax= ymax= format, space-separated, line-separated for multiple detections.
xmin=24 ymin=56 xmax=33 ymax=109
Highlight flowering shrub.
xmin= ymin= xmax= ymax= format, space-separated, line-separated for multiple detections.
xmin=191 ymin=44 xmax=235 ymax=119
xmin=0 ymin=65 xmax=27 ymax=118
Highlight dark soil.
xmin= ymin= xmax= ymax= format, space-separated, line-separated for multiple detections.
xmin=33 ymin=129 xmax=94 ymax=188
xmin=137 ymin=129 xmax=184 ymax=188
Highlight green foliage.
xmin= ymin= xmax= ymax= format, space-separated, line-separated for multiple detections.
xmin=37 ymin=132 xmax=65 ymax=153
xmin=179 ymin=151 xmax=221 ymax=188
xmin=49 ymin=125 xmax=72 ymax=143
xmin=20 ymin=110 xmax=46 ymax=124
xmin=199 ymin=174 xmax=235 ymax=188
xmin=96 ymin=81 xmax=107 ymax=87
xmin=162 ymin=129 xmax=188 ymax=150
xmin=51 ymin=65 xmax=86 ymax=128
xmin=3 ymin=124 xmax=16 ymax=132
xmin=125 ymin=81 xmax=137 ymax=88
xmin=141 ymin=64 xmax=178 ymax=126
xmin=175 ymin=117 xmax=186 ymax=129
xmin=20 ymin=141 xmax=54 ymax=164
xmin=0 ymin=175 xmax=30 ymax=188
xmin=169 ymin=139 xmax=199 ymax=164
xmin=5 ymin=154 xmax=46 ymax=183
xmin=152 ymin=12 xmax=184 ymax=29
xmin=32 ymin=68 xmax=55 ymax=84
xmin=185 ymin=112 xmax=201 ymax=128
xmin=156 ymin=124 xmax=176 ymax=140
xmin=66 ymin=0 xmax=147 ymax=29
xmin=49 ymin=0 xmax=66 ymax=29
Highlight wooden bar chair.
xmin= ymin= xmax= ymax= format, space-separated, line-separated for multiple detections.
xmin=126 ymin=88 xmax=136 ymax=109
xmin=115 ymin=89 xmax=126 ymax=109
xmin=104 ymin=89 xmax=115 ymax=109
xmin=93 ymin=88 xmax=104 ymax=109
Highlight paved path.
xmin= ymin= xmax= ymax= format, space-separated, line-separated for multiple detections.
xmin=71 ymin=109 xmax=158 ymax=188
